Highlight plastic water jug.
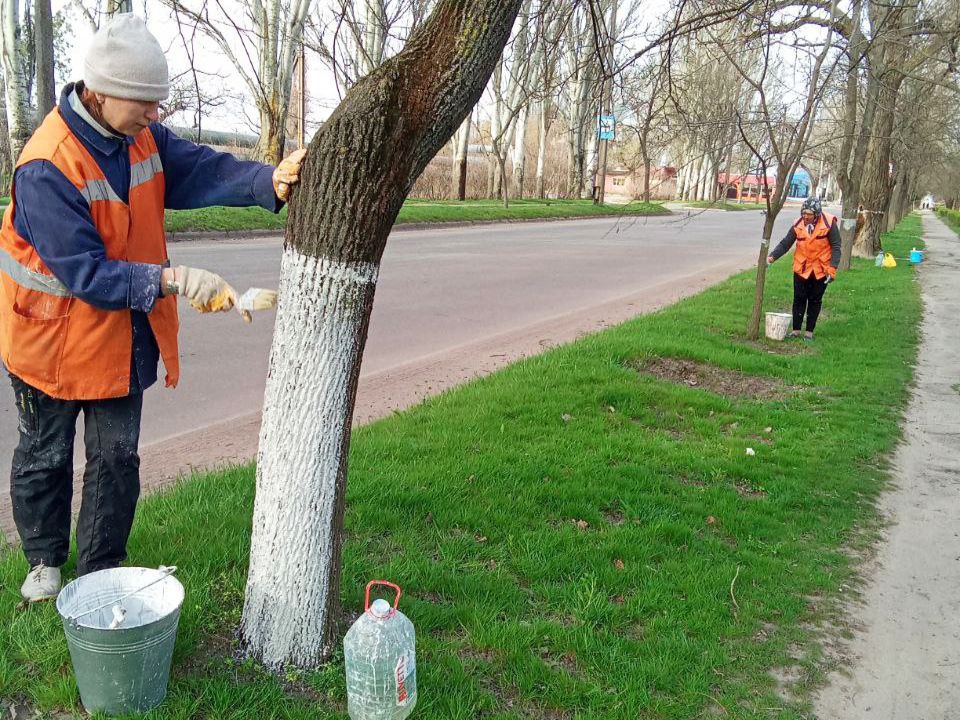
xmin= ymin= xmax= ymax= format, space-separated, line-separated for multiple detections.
xmin=344 ymin=581 xmax=417 ymax=720
xmin=875 ymin=251 xmax=885 ymax=267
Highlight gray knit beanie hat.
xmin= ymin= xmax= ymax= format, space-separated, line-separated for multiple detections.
xmin=83 ymin=14 xmax=169 ymax=101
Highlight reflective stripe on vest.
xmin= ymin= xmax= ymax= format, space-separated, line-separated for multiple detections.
xmin=76 ymin=153 xmax=162 ymax=206
xmin=130 ymin=153 xmax=162 ymax=190
xmin=0 ymin=245 xmax=72 ymax=296
xmin=79 ymin=178 xmax=122 ymax=205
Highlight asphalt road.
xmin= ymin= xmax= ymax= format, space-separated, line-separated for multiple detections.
xmin=0 ymin=208 xmax=795 ymax=492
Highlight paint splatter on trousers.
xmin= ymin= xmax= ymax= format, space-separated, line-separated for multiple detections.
xmin=8 ymin=372 xmax=142 ymax=575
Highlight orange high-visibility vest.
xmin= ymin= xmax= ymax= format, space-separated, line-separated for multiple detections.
xmin=0 ymin=108 xmax=179 ymax=400
xmin=792 ymin=211 xmax=837 ymax=280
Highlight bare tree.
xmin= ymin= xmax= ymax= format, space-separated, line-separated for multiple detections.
xmin=712 ymin=0 xmax=839 ymax=339
xmin=305 ymin=0 xmax=434 ymax=95
xmin=162 ymin=0 xmax=313 ymax=164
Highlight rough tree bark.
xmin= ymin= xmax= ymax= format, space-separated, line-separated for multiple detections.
xmin=239 ymin=0 xmax=524 ymax=670
xmin=33 ymin=0 xmax=53 ymax=123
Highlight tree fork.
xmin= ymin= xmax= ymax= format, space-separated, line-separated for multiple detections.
xmin=239 ymin=0 xmax=524 ymax=670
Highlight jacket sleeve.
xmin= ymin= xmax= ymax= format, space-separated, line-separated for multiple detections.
xmin=828 ymin=217 xmax=841 ymax=268
xmin=770 ymin=227 xmax=797 ymax=261
xmin=150 ymin=123 xmax=280 ymax=212
xmin=11 ymin=160 xmax=162 ymax=312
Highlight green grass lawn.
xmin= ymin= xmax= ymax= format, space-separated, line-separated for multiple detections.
xmin=164 ymin=199 xmax=668 ymax=233
xmin=680 ymin=200 xmax=767 ymax=211
xmin=0 ymin=216 xmax=924 ymax=719
xmin=935 ymin=206 xmax=960 ymax=234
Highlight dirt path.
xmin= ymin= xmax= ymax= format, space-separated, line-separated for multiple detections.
xmin=813 ymin=211 xmax=960 ymax=718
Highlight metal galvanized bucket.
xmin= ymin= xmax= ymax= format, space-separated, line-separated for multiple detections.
xmin=55 ymin=566 xmax=184 ymax=716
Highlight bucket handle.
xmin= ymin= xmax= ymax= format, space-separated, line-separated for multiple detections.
xmin=67 ymin=566 xmax=178 ymax=626
xmin=364 ymin=580 xmax=401 ymax=616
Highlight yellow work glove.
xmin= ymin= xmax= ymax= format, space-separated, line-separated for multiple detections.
xmin=176 ymin=265 xmax=237 ymax=313
xmin=273 ymin=148 xmax=307 ymax=202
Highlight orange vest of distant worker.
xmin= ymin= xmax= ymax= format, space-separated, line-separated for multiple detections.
xmin=0 ymin=109 xmax=179 ymax=400
xmin=792 ymin=211 xmax=837 ymax=280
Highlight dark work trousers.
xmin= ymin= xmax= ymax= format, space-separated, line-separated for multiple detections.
xmin=792 ymin=272 xmax=829 ymax=332
xmin=9 ymin=372 xmax=143 ymax=575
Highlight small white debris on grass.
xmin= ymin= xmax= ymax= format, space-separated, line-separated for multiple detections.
xmin=745 ymin=447 xmax=756 ymax=456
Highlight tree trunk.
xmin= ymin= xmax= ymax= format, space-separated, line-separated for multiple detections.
xmin=643 ymin=154 xmax=651 ymax=203
xmin=2 ymin=0 xmax=31 ymax=160
xmin=854 ymin=92 xmax=899 ymax=258
xmin=32 ymin=0 xmax=52 ymax=123
xmin=535 ymin=99 xmax=549 ymax=199
xmin=363 ymin=0 xmax=386 ymax=72
xmin=0 ymin=68 xmax=12 ymax=191
xmin=747 ymin=212 xmax=777 ymax=340
xmin=581 ymin=117 xmax=598 ymax=199
xmin=240 ymin=0 xmax=523 ymax=670
xmin=451 ymin=115 xmax=470 ymax=200
xmin=253 ymin=97 xmax=288 ymax=165
xmin=511 ymin=103 xmax=527 ymax=199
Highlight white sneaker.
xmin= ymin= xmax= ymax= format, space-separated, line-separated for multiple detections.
xmin=20 ymin=563 xmax=61 ymax=602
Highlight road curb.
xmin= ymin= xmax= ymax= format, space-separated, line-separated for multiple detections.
xmin=163 ymin=209 xmax=674 ymax=242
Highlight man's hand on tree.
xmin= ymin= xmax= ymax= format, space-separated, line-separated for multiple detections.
xmin=273 ymin=148 xmax=308 ymax=202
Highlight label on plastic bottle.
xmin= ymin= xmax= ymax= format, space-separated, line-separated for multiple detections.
xmin=395 ymin=651 xmax=417 ymax=706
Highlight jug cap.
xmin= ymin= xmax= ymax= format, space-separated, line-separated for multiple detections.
xmin=365 ymin=580 xmax=401 ymax=620
xmin=370 ymin=599 xmax=392 ymax=618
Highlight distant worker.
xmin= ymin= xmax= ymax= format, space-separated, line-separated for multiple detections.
xmin=767 ymin=197 xmax=840 ymax=341
xmin=1 ymin=14 xmax=306 ymax=602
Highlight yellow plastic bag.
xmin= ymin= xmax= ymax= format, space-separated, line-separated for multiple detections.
xmin=882 ymin=252 xmax=897 ymax=268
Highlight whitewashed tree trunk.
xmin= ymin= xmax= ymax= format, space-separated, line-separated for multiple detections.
xmin=240 ymin=0 xmax=524 ymax=669
xmin=242 ymin=250 xmax=377 ymax=667
xmin=1 ymin=0 xmax=29 ymax=160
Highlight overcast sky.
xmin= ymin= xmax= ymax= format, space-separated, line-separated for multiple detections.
xmin=53 ymin=0 xmax=827 ymax=139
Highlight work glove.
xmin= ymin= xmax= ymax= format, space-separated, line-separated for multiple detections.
xmin=273 ymin=148 xmax=307 ymax=202
xmin=176 ymin=265 xmax=237 ymax=313
xmin=824 ymin=266 xmax=837 ymax=285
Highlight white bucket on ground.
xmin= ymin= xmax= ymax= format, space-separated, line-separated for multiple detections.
xmin=765 ymin=312 xmax=792 ymax=341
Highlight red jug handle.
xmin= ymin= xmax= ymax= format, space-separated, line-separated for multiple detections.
xmin=365 ymin=580 xmax=402 ymax=615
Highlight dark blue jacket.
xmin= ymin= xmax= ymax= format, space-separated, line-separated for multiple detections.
xmin=11 ymin=82 xmax=280 ymax=392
